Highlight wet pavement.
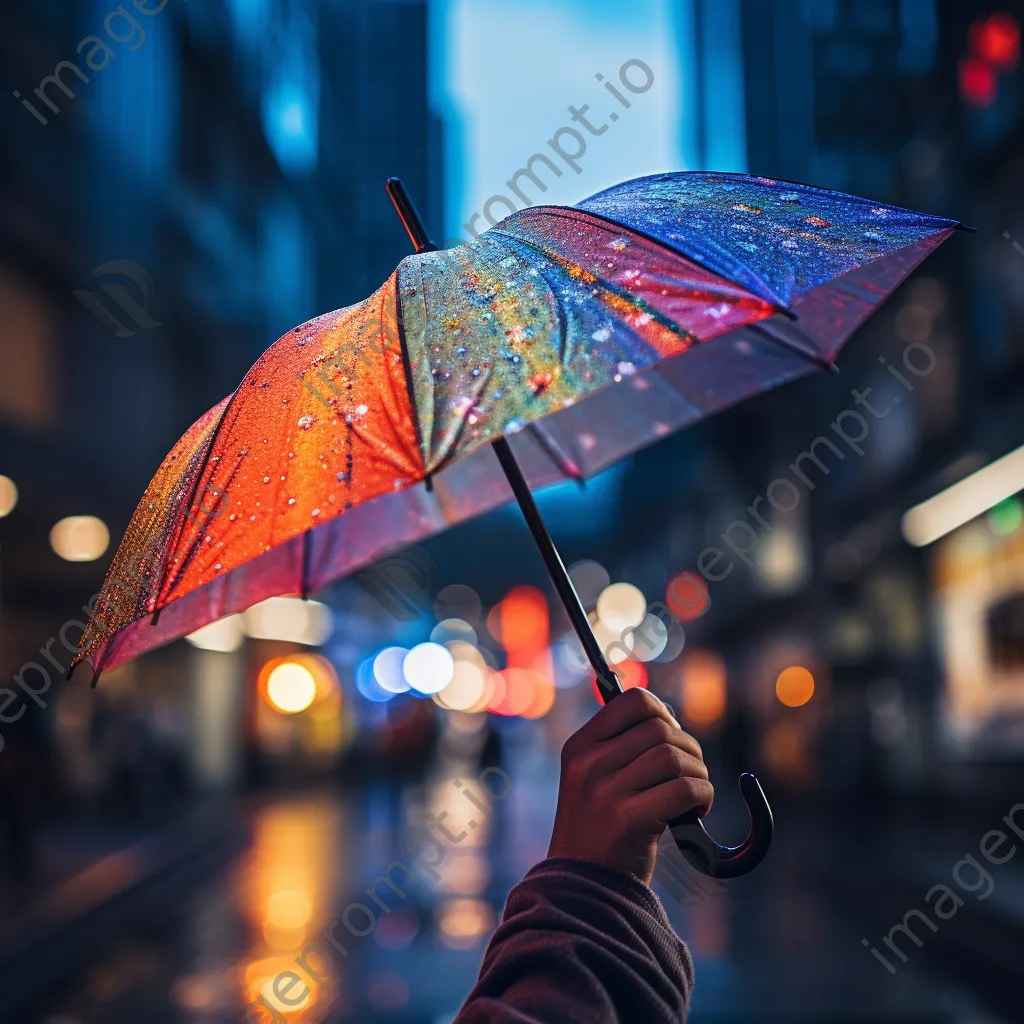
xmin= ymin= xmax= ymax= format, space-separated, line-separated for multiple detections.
xmin=23 ymin=742 xmax=1017 ymax=1024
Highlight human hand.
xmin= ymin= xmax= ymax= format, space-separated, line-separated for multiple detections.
xmin=548 ymin=687 xmax=713 ymax=885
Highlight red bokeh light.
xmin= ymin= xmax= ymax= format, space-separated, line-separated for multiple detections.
xmin=666 ymin=571 xmax=710 ymax=621
xmin=590 ymin=658 xmax=648 ymax=704
xmin=959 ymin=55 xmax=998 ymax=106
xmin=971 ymin=13 xmax=1020 ymax=70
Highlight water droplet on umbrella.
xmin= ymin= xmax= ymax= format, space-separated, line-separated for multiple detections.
xmin=298 ymin=415 xmax=315 ymax=430
xmin=288 ymin=498 xmax=296 ymax=505
xmin=336 ymin=472 xmax=346 ymax=482
xmin=263 ymin=476 xmax=271 ymax=483
xmin=297 ymin=335 xmax=313 ymax=347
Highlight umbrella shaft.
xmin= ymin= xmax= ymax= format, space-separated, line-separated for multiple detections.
xmin=492 ymin=437 xmax=622 ymax=703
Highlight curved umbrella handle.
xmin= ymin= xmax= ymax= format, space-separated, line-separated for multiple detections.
xmin=667 ymin=772 xmax=774 ymax=879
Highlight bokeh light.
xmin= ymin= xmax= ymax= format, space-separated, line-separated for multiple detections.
xmin=430 ymin=617 xmax=477 ymax=646
xmin=611 ymin=656 xmax=647 ymax=692
xmin=681 ymin=649 xmax=727 ymax=728
xmin=185 ymin=614 xmax=245 ymax=653
xmin=666 ymin=571 xmax=709 ymax=621
xmin=358 ymin=654 xmax=395 ymax=702
xmin=489 ymin=668 xmax=534 ymax=716
xmin=775 ymin=665 xmax=815 ymax=707
xmin=403 ymin=642 xmax=455 ymax=695
xmin=266 ymin=660 xmax=317 ymax=713
xmin=971 ymin=12 xmax=1020 ymax=69
xmin=597 ymin=582 xmax=647 ymax=632
xmin=522 ymin=672 xmax=556 ymax=719
xmin=988 ymin=496 xmax=1023 ymax=537
xmin=434 ymin=583 xmax=483 ymax=624
xmin=568 ymin=559 xmax=611 ymax=609
xmin=49 ymin=515 xmax=110 ymax=561
xmin=500 ymin=586 xmax=548 ymax=649
xmin=373 ymin=646 xmax=411 ymax=693
xmin=244 ymin=597 xmax=333 ymax=645
xmin=0 ymin=475 xmax=18 ymax=518
xmin=435 ymin=644 xmax=487 ymax=711
xmin=629 ymin=613 xmax=669 ymax=661
xmin=437 ymin=898 xmax=495 ymax=950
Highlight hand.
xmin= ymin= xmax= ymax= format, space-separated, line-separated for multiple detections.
xmin=548 ymin=687 xmax=713 ymax=885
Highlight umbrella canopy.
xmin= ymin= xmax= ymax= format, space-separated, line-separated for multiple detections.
xmin=72 ymin=171 xmax=961 ymax=679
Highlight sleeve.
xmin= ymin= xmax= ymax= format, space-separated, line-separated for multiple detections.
xmin=453 ymin=856 xmax=694 ymax=1024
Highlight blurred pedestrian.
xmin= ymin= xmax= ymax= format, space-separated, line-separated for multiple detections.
xmin=455 ymin=688 xmax=710 ymax=1023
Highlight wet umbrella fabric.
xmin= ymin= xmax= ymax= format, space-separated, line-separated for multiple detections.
xmin=72 ymin=171 xmax=960 ymax=678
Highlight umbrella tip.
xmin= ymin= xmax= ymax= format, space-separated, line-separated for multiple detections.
xmin=956 ymin=222 xmax=977 ymax=234
xmin=776 ymin=306 xmax=798 ymax=321
xmin=827 ymin=360 xmax=841 ymax=375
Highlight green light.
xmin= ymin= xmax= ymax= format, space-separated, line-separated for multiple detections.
xmin=987 ymin=496 xmax=1024 ymax=536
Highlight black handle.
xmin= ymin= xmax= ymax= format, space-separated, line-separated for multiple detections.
xmin=667 ymin=772 xmax=773 ymax=879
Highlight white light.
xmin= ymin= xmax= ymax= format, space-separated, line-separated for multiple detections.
xmin=186 ymin=614 xmax=245 ymax=653
xmin=628 ymin=613 xmax=669 ymax=662
xmin=436 ymin=658 xmax=486 ymax=711
xmin=403 ymin=642 xmax=455 ymax=695
xmin=756 ymin=525 xmax=807 ymax=591
xmin=430 ymin=618 xmax=477 ymax=646
xmin=50 ymin=516 xmax=110 ymax=562
xmin=243 ymin=597 xmax=333 ymax=645
xmin=0 ymin=476 xmax=17 ymax=518
xmin=596 ymin=582 xmax=646 ymax=632
xmin=266 ymin=661 xmax=317 ymax=713
xmin=373 ymin=647 xmax=411 ymax=693
xmin=902 ymin=444 xmax=1024 ymax=546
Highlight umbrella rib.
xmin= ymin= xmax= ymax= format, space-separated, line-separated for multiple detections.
xmin=746 ymin=320 xmax=839 ymax=373
xmin=394 ymin=265 xmax=434 ymax=492
xmin=148 ymin=394 xmax=240 ymax=625
xmin=509 ymin=205 xmax=797 ymax=319
xmin=527 ymin=422 xmax=586 ymax=488
xmin=490 ymin=228 xmax=693 ymax=342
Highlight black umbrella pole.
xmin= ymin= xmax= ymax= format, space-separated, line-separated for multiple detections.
xmin=492 ymin=437 xmax=623 ymax=703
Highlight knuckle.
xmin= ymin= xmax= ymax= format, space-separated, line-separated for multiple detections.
xmin=656 ymin=742 xmax=682 ymax=772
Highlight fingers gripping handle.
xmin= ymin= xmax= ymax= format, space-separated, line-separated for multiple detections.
xmin=667 ymin=772 xmax=774 ymax=879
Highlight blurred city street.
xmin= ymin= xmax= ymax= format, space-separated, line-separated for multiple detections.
xmin=3 ymin=1 xmax=1024 ymax=1022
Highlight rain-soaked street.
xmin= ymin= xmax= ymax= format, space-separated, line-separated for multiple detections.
xmin=22 ymin=731 xmax=1021 ymax=1023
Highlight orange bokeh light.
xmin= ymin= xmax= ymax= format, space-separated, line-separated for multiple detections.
xmin=500 ymin=586 xmax=549 ymax=652
xmin=681 ymin=649 xmax=726 ymax=727
xmin=490 ymin=668 xmax=535 ymax=716
xmin=775 ymin=665 xmax=815 ymax=708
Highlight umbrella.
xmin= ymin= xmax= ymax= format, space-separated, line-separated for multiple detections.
xmin=71 ymin=171 xmax=965 ymax=877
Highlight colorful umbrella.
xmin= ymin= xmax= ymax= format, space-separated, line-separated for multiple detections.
xmin=71 ymin=171 xmax=965 ymax=876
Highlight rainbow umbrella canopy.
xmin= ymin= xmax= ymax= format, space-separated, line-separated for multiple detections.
xmin=72 ymin=172 xmax=963 ymax=681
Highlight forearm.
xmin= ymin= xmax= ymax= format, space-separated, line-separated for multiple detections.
xmin=454 ymin=857 xmax=694 ymax=1024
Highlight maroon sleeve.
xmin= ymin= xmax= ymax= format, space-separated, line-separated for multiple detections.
xmin=454 ymin=856 xmax=694 ymax=1024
